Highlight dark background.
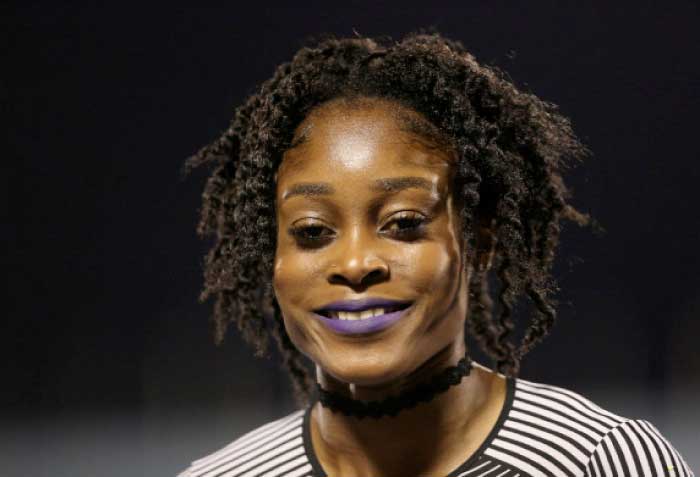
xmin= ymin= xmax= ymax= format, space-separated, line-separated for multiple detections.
xmin=4 ymin=2 xmax=699 ymax=476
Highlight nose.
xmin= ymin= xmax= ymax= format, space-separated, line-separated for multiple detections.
xmin=327 ymin=227 xmax=389 ymax=289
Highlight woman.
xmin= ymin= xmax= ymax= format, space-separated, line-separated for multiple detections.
xmin=178 ymin=33 xmax=693 ymax=476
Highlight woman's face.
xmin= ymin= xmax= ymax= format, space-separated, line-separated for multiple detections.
xmin=273 ymin=98 xmax=471 ymax=388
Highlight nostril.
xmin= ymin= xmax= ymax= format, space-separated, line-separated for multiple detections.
xmin=362 ymin=268 xmax=389 ymax=286
xmin=327 ymin=260 xmax=389 ymax=287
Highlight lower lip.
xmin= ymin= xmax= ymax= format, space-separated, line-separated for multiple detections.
xmin=312 ymin=306 xmax=413 ymax=335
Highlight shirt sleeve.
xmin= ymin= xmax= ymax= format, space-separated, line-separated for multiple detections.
xmin=584 ymin=419 xmax=694 ymax=477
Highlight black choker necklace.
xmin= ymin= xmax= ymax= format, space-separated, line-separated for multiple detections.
xmin=316 ymin=354 xmax=473 ymax=419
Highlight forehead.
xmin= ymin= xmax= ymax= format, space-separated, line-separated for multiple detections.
xmin=277 ymin=98 xmax=455 ymax=185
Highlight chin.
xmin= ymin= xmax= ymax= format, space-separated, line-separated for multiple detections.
xmin=320 ymin=350 xmax=413 ymax=388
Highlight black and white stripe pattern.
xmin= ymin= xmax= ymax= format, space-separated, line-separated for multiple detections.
xmin=178 ymin=410 xmax=312 ymax=477
xmin=584 ymin=419 xmax=693 ymax=477
xmin=177 ymin=378 xmax=694 ymax=477
xmin=485 ymin=379 xmax=694 ymax=477
xmin=453 ymin=457 xmax=524 ymax=476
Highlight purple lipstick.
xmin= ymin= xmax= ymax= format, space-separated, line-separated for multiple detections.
xmin=312 ymin=298 xmax=413 ymax=335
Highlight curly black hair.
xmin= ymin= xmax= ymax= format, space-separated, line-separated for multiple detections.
xmin=183 ymin=31 xmax=590 ymax=403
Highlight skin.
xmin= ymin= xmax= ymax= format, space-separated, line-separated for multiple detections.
xmin=273 ymin=97 xmax=506 ymax=477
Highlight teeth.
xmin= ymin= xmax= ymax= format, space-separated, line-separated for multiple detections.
xmin=328 ymin=307 xmax=389 ymax=320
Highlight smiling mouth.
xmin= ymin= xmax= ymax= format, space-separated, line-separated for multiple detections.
xmin=316 ymin=303 xmax=412 ymax=321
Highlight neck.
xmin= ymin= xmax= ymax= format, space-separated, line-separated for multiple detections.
xmin=316 ymin=345 xmax=471 ymax=419
xmin=310 ymin=345 xmax=506 ymax=477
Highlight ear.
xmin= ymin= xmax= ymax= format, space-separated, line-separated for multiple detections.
xmin=473 ymin=217 xmax=496 ymax=273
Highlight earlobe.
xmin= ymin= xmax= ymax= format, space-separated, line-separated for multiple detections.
xmin=474 ymin=221 xmax=496 ymax=273
xmin=476 ymin=246 xmax=495 ymax=273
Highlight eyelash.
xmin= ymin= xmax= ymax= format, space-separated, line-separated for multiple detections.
xmin=289 ymin=212 xmax=429 ymax=249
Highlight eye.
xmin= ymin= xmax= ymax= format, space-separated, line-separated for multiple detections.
xmin=288 ymin=220 xmax=334 ymax=248
xmin=381 ymin=211 xmax=428 ymax=239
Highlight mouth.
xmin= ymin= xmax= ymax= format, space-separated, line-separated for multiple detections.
xmin=315 ymin=302 xmax=412 ymax=321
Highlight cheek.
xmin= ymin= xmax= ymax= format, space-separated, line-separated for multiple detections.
xmin=395 ymin=240 xmax=461 ymax=297
xmin=273 ymin=254 xmax=300 ymax=307
xmin=272 ymin=245 xmax=324 ymax=310
xmin=272 ymin=252 xmax=316 ymax=355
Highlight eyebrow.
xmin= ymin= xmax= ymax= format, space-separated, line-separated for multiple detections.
xmin=282 ymin=176 xmax=434 ymax=201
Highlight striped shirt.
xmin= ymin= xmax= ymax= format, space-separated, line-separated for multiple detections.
xmin=177 ymin=377 xmax=694 ymax=477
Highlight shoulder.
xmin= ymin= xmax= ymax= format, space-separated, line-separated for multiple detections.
xmin=488 ymin=377 xmax=694 ymax=476
xmin=176 ymin=409 xmax=314 ymax=477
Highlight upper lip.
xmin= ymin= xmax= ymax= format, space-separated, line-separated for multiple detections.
xmin=315 ymin=298 xmax=413 ymax=313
